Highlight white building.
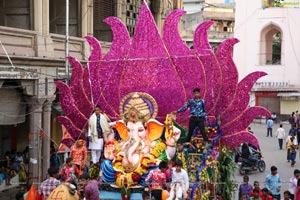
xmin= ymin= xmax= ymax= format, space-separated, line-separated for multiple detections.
xmin=234 ymin=0 xmax=300 ymax=117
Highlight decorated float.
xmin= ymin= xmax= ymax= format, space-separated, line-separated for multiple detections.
xmin=55 ymin=1 xmax=271 ymax=199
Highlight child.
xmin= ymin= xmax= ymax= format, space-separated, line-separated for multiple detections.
xmin=61 ymin=157 xmax=79 ymax=184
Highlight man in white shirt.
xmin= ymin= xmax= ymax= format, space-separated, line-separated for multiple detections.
xmin=167 ymin=160 xmax=189 ymax=200
xmin=88 ymin=105 xmax=110 ymax=164
xmin=276 ymin=124 xmax=286 ymax=150
xmin=288 ymin=169 xmax=300 ymax=199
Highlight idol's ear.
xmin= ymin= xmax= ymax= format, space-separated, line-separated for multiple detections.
xmin=146 ymin=119 xmax=164 ymax=142
xmin=114 ymin=120 xmax=128 ymax=141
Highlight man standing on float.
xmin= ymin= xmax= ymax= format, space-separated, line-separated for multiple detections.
xmin=174 ymin=88 xmax=209 ymax=143
xmin=88 ymin=105 xmax=110 ymax=164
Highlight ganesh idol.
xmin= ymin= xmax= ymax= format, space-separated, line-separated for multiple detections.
xmin=101 ymin=92 xmax=182 ymax=188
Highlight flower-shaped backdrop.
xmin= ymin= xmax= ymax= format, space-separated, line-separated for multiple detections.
xmin=55 ymin=1 xmax=271 ymax=148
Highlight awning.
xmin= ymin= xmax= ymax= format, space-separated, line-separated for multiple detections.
xmin=277 ymin=92 xmax=300 ymax=97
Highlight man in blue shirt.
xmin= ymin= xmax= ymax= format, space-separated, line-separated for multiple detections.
xmin=266 ymin=117 xmax=274 ymax=137
xmin=265 ymin=166 xmax=281 ymax=199
xmin=174 ymin=88 xmax=208 ymax=143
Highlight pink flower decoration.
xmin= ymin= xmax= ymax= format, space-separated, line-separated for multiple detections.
xmin=56 ymin=2 xmax=270 ymax=148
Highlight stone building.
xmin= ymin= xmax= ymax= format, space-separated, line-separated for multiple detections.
xmin=0 ymin=0 xmax=181 ymax=184
xmin=182 ymin=0 xmax=235 ymax=51
xmin=234 ymin=0 xmax=300 ymax=117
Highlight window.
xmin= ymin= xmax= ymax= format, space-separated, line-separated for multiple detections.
xmin=50 ymin=0 xmax=81 ymax=37
xmin=126 ymin=0 xmax=142 ymax=37
xmin=260 ymin=24 xmax=282 ymax=65
xmin=93 ymin=0 xmax=114 ymax=42
xmin=0 ymin=0 xmax=32 ymax=30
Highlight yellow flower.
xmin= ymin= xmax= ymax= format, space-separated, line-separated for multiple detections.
xmin=222 ymin=147 xmax=227 ymax=153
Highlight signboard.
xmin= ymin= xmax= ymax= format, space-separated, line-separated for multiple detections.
xmin=264 ymin=0 xmax=300 ymax=8
xmin=0 ymin=67 xmax=38 ymax=79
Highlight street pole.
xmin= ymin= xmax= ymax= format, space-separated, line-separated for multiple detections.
xmin=65 ymin=0 xmax=69 ymax=83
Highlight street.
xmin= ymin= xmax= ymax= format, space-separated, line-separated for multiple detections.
xmin=233 ymin=122 xmax=296 ymax=199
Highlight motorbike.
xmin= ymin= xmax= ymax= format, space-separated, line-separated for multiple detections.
xmin=238 ymin=151 xmax=266 ymax=175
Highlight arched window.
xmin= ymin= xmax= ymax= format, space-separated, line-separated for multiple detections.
xmin=260 ymin=24 xmax=282 ymax=65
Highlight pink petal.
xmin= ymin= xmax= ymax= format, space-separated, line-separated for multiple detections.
xmin=194 ymin=21 xmax=222 ymax=116
xmin=215 ymin=38 xmax=240 ymax=115
xmin=221 ymin=131 xmax=259 ymax=148
xmin=61 ymin=138 xmax=75 ymax=148
xmin=84 ymin=36 xmax=102 ymax=105
xmin=119 ymin=2 xmax=185 ymax=120
xmin=56 ymin=116 xmax=84 ymax=140
xmin=221 ymin=72 xmax=268 ymax=124
xmin=97 ymin=17 xmax=131 ymax=120
xmin=163 ymin=9 xmax=205 ymax=100
xmin=83 ymin=67 xmax=92 ymax=102
xmin=55 ymin=81 xmax=88 ymax=129
xmin=221 ymin=106 xmax=271 ymax=134
xmin=69 ymin=57 xmax=94 ymax=118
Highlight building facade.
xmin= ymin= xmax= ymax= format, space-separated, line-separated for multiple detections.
xmin=234 ymin=0 xmax=300 ymax=117
xmin=0 ymin=0 xmax=181 ymax=185
xmin=182 ymin=0 xmax=235 ymax=50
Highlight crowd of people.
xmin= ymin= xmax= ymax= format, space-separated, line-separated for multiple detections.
xmin=238 ymin=166 xmax=300 ymax=200
xmin=0 ymin=149 xmax=28 ymax=187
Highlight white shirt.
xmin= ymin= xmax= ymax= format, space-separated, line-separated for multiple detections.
xmin=286 ymin=136 xmax=298 ymax=145
xmin=288 ymin=176 xmax=298 ymax=195
xmin=171 ymin=168 xmax=189 ymax=191
xmin=276 ymin=127 xmax=286 ymax=139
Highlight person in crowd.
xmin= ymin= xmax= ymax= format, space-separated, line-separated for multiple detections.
xmin=167 ymin=160 xmax=189 ymax=200
xmin=290 ymin=112 xmax=297 ymax=128
xmin=239 ymin=175 xmax=253 ymax=200
xmin=248 ymin=127 xmax=254 ymax=134
xmin=289 ymin=125 xmax=298 ymax=137
xmin=240 ymin=193 xmax=247 ymax=200
xmin=173 ymin=88 xmax=209 ymax=144
xmin=287 ymin=137 xmax=298 ymax=167
xmin=276 ymin=124 xmax=286 ymax=150
xmin=70 ymin=139 xmax=87 ymax=174
xmin=265 ymin=166 xmax=281 ymax=200
xmin=50 ymin=149 xmax=61 ymax=169
xmin=78 ymin=173 xmax=100 ymax=200
xmin=250 ymin=181 xmax=263 ymax=198
xmin=250 ymin=188 xmax=262 ymax=200
xmin=142 ymin=192 xmax=150 ymax=200
xmin=241 ymin=143 xmax=259 ymax=167
xmin=271 ymin=112 xmax=277 ymax=123
xmin=164 ymin=162 xmax=173 ymax=183
xmin=283 ymin=190 xmax=292 ymax=200
xmin=294 ymin=178 xmax=300 ymax=200
xmin=261 ymin=188 xmax=272 ymax=200
xmin=61 ymin=157 xmax=79 ymax=184
xmin=286 ymin=134 xmax=298 ymax=162
xmin=267 ymin=117 xmax=274 ymax=137
xmin=145 ymin=161 xmax=167 ymax=200
xmin=38 ymin=167 xmax=60 ymax=199
xmin=88 ymin=105 xmax=111 ymax=164
xmin=288 ymin=169 xmax=300 ymax=199
xmin=173 ymin=142 xmax=195 ymax=172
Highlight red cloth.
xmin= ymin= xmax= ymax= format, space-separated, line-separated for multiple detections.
xmin=249 ymin=188 xmax=263 ymax=198
xmin=261 ymin=195 xmax=272 ymax=200
xmin=61 ymin=165 xmax=80 ymax=182
xmin=145 ymin=169 xmax=166 ymax=189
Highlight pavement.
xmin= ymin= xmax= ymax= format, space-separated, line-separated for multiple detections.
xmin=233 ymin=122 xmax=296 ymax=199
xmin=0 ymin=122 xmax=296 ymax=200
